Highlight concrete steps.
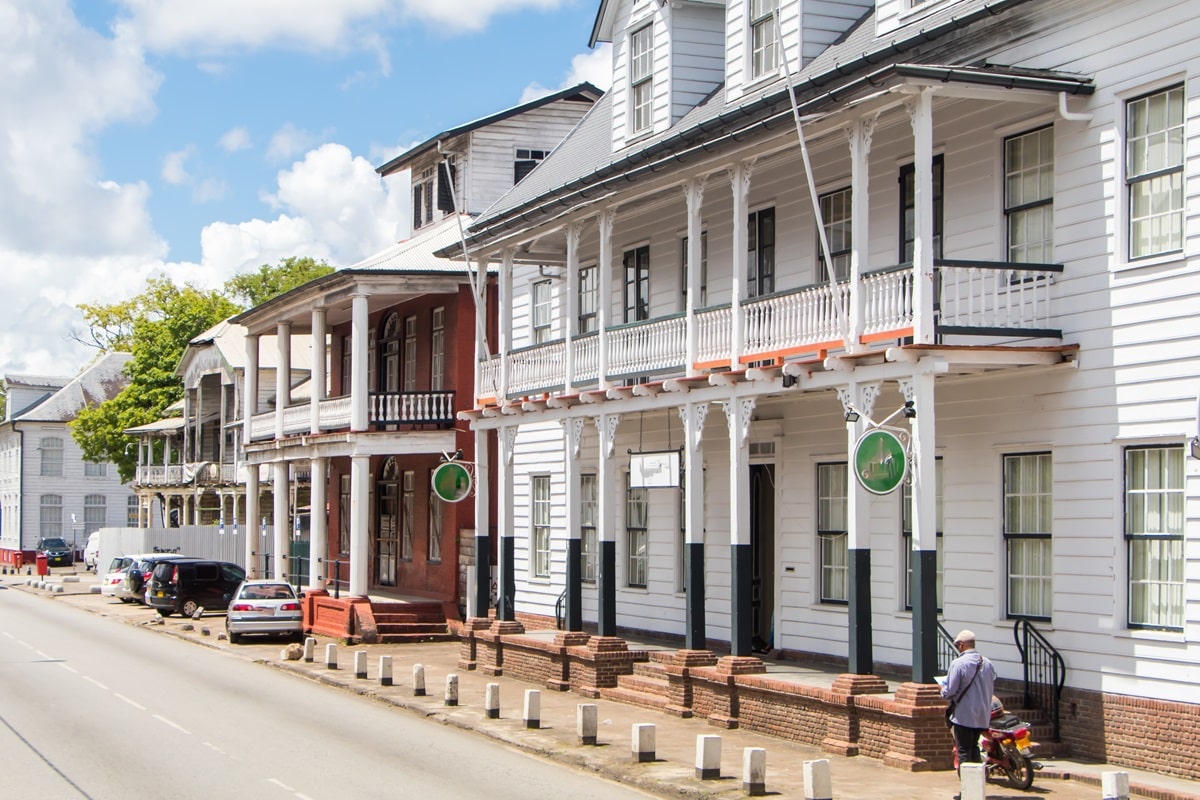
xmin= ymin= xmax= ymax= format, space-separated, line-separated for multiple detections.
xmin=601 ymin=658 xmax=670 ymax=712
xmin=369 ymin=601 xmax=455 ymax=644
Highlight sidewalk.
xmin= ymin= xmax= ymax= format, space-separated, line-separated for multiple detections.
xmin=11 ymin=568 xmax=1200 ymax=800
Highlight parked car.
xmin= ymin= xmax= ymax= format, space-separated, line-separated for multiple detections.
xmin=36 ymin=537 xmax=74 ymax=567
xmin=145 ymin=559 xmax=245 ymax=618
xmin=225 ymin=580 xmax=304 ymax=644
xmin=101 ymin=556 xmax=135 ymax=598
xmin=83 ymin=532 xmax=101 ymax=572
xmin=117 ymin=553 xmax=188 ymax=604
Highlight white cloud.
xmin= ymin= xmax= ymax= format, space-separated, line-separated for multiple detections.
xmin=161 ymin=146 xmax=193 ymax=184
xmin=219 ymin=127 xmax=251 ymax=152
xmin=267 ymin=123 xmax=317 ymax=163
xmin=520 ymin=44 xmax=612 ymax=103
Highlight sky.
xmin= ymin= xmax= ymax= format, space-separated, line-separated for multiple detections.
xmin=0 ymin=0 xmax=612 ymax=379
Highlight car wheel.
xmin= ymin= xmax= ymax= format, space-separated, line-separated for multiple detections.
xmin=228 ymin=630 xmax=241 ymax=644
xmin=181 ymin=599 xmax=200 ymax=618
xmin=157 ymin=610 xmax=172 ymax=618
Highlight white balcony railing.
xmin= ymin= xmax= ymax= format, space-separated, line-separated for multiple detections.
xmin=609 ymin=315 xmax=687 ymax=378
xmin=246 ymin=392 xmax=453 ymax=443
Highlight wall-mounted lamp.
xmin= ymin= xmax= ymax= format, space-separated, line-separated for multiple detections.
xmin=782 ymin=374 xmax=797 ymax=389
xmin=1190 ymin=436 xmax=1200 ymax=460
xmin=844 ymin=409 xmax=860 ymax=423
xmin=902 ymin=400 xmax=916 ymax=419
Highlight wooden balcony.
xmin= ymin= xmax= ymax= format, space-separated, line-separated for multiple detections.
xmin=479 ymin=260 xmax=1062 ymax=401
xmin=134 ymin=462 xmax=240 ymax=487
xmin=247 ymin=391 xmax=456 ymax=442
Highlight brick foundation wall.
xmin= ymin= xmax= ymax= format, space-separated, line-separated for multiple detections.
xmin=1060 ymin=687 xmax=1200 ymax=781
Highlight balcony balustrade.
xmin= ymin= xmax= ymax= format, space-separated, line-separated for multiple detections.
xmin=246 ymin=391 xmax=455 ymax=442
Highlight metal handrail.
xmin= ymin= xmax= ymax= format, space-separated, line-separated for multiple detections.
xmin=554 ymin=588 xmax=567 ymax=631
xmin=936 ymin=622 xmax=957 ymax=676
xmin=1013 ymin=618 xmax=1066 ymax=741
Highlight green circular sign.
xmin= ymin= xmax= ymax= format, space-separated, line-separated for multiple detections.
xmin=431 ymin=461 xmax=473 ymax=503
xmin=853 ymin=429 xmax=908 ymax=495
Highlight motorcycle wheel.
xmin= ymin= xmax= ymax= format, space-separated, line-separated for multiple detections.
xmin=1003 ymin=746 xmax=1034 ymax=790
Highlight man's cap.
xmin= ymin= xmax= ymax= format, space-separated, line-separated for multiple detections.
xmin=953 ymin=629 xmax=976 ymax=645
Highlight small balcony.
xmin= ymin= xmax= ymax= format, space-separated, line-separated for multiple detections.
xmin=480 ymin=260 xmax=1062 ymax=401
xmin=247 ymin=390 xmax=456 ymax=442
xmin=134 ymin=462 xmax=240 ymax=487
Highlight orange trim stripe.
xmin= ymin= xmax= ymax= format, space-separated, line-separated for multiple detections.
xmin=860 ymin=327 xmax=914 ymax=344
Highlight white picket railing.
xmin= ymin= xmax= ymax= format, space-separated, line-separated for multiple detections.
xmin=608 ymin=315 xmax=687 ymax=378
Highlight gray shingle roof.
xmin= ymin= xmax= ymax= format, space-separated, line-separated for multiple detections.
xmin=11 ymin=352 xmax=132 ymax=422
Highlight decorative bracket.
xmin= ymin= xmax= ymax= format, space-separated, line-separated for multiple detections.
xmin=595 ymin=414 xmax=620 ymax=460
xmin=723 ymin=398 xmax=756 ymax=450
xmin=501 ymin=425 xmax=518 ymax=466
xmin=562 ymin=417 xmax=585 ymax=459
xmin=677 ymin=402 xmax=709 ymax=452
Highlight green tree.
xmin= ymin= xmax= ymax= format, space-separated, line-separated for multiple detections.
xmin=223 ymin=256 xmax=333 ymax=308
xmin=72 ymin=277 xmax=241 ymax=482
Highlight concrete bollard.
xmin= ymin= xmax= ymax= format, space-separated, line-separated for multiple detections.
xmin=959 ymin=762 xmax=986 ymax=800
xmin=577 ymin=703 xmax=598 ymax=745
xmin=444 ymin=674 xmax=459 ymax=707
xmin=743 ymin=748 xmax=767 ymax=796
xmin=1102 ymin=771 xmax=1131 ymax=800
xmin=413 ymin=664 xmax=426 ymax=696
xmin=303 ymin=637 xmax=315 ymax=663
xmin=485 ymin=683 xmax=500 ymax=719
xmin=354 ymin=650 xmax=367 ymax=679
xmin=379 ymin=655 xmax=393 ymax=687
xmin=696 ymin=735 xmax=722 ymax=780
xmin=803 ymin=758 xmax=831 ymax=800
xmin=324 ymin=643 xmax=338 ymax=670
xmin=523 ymin=689 xmax=541 ymax=729
xmin=632 ymin=723 xmax=656 ymax=763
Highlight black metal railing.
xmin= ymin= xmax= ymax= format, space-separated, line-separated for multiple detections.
xmin=1013 ymin=618 xmax=1066 ymax=741
xmin=554 ymin=588 xmax=567 ymax=630
xmin=936 ymin=622 xmax=957 ymax=676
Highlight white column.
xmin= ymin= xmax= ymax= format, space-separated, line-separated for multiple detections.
xmin=499 ymin=249 xmax=514 ymax=400
xmin=244 ymin=465 xmax=260 ymax=578
xmin=275 ymin=321 xmax=291 ymax=440
xmin=595 ymin=413 xmax=619 ymax=635
xmin=908 ymin=90 xmax=936 ymax=344
xmin=311 ymin=307 xmax=326 ymax=434
xmin=725 ymin=396 xmax=755 ymax=655
xmin=472 ymin=426 xmax=491 ymax=618
xmin=349 ymin=455 xmax=370 ymax=596
xmin=564 ymin=222 xmax=581 ymax=391
xmin=596 ymin=209 xmax=615 ymax=390
xmin=243 ymin=334 xmax=259 ymax=447
xmin=729 ymin=161 xmax=753 ymax=370
xmin=473 ymin=256 xmax=490 ymax=403
xmin=847 ymin=117 xmax=875 ymax=351
xmin=684 ymin=179 xmax=706 ymax=376
xmin=273 ymin=461 xmax=289 ymax=580
xmin=350 ymin=294 xmax=369 ymax=432
xmin=563 ymin=417 xmax=584 ymax=630
xmin=496 ymin=424 xmax=515 ymax=620
xmin=309 ymin=457 xmax=328 ymax=591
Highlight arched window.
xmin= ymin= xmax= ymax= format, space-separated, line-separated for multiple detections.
xmin=379 ymin=313 xmax=402 ymax=393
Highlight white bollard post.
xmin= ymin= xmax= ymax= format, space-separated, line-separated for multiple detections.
xmin=379 ymin=655 xmax=393 ymax=687
xmin=523 ymin=689 xmax=541 ymax=729
xmin=354 ymin=650 xmax=367 ymax=679
xmin=485 ymin=683 xmax=500 ymax=719
xmin=577 ymin=703 xmax=598 ymax=745
xmin=303 ymin=637 xmax=315 ymax=663
xmin=413 ymin=663 xmax=426 ymax=696
xmin=324 ymin=642 xmax=338 ymax=670
xmin=444 ymin=673 xmax=458 ymax=707
xmin=632 ymin=723 xmax=656 ymax=763
xmin=959 ymin=762 xmax=986 ymax=800
xmin=1102 ymin=771 xmax=1131 ymax=800
xmin=743 ymin=747 xmax=767 ymax=797
xmin=803 ymin=758 xmax=831 ymax=800
xmin=696 ymin=735 xmax=722 ymax=780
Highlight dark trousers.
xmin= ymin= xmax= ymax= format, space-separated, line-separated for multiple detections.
xmin=953 ymin=723 xmax=986 ymax=767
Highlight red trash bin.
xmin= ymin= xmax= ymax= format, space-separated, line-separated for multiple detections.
xmin=36 ymin=554 xmax=48 ymax=576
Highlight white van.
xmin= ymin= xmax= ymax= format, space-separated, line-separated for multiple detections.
xmin=83 ymin=532 xmax=102 ymax=572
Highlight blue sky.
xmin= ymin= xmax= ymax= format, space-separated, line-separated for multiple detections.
xmin=0 ymin=0 xmax=611 ymax=378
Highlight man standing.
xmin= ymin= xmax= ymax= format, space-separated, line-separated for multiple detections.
xmin=941 ymin=629 xmax=997 ymax=767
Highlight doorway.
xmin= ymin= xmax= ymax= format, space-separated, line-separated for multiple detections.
xmin=376 ymin=458 xmax=399 ymax=587
xmin=749 ymin=463 xmax=775 ymax=650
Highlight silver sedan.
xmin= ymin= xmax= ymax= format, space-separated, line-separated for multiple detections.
xmin=225 ymin=580 xmax=303 ymax=644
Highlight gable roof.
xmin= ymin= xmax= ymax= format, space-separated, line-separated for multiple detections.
xmin=10 ymin=351 xmax=132 ymax=423
xmin=375 ymin=82 xmax=603 ymax=178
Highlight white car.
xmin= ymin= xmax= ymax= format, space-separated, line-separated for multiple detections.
xmin=226 ymin=580 xmax=303 ymax=644
xmin=100 ymin=557 xmax=134 ymax=597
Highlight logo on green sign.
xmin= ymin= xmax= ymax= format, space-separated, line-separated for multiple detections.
xmin=853 ymin=429 xmax=908 ymax=495
xmin=431 ymin=461 xmax=473 ymax=503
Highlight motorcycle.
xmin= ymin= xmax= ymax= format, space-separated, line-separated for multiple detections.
xmin=953 ymin=697 xmax=1043 ymax=790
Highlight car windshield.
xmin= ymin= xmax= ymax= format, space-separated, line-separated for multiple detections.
xmin=40 ymin=538 xmax=69 ymax=549
xmin=239 ymin=583 xmax=295 ymax=600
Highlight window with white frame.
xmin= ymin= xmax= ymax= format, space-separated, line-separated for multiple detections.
xmin=84 ymin=461 xmax=107 ymax=478
xmin=1004 ymin=452 xmax=1052 ymax=619
xmin=1125 ymin=445 xmax=1184 ymax=630
xmin=817 ymin=462 xmax=848 ymax=603
xmin=1126 ymin=85 xmax=1184 ymax=260
xmin=532 ymin=280 xmax=552 ymax=343
xmin=40 ymin=437 xmax=63 ymax=477
xmin=430 ymin=307 xmax=445 ymax=391
xmin=1004 ymin=126 xmax=1054 ymax=263
xmin=428 ymin=487 xmax=443 ymax=563
xmin=680 ymin=232 xmax=708 ymax=308
xmin=580 ymin=473 xmax=597 ymax=582
xmin=818 ymin=187 xmax=852 ymax=281
xmin=900 ymin=156 xmax=944 ymax=262
xmin=412 ymin=166 xmax=434 ymax=230
xmin=127 ymin=495 xmax=139 ymax=527
xmin=532 ymin=475 xmax=552 ymax=578
xmin=902 ymin=458 xmax=943 ymax=610
xmin=400 ymin=470 xmax=415 ymax=560
xmin=749 ymin=0 xmax=778 ymax=81
xmin=748 ymin=208 xmax=775 ymax=297
xmin=403 ymin=316 xmax=417 ymax=392
xmin=40 ymin=494 xmax=62 ymax=539
xmin=627 ymin=478 xmax=649 ymax=588
xmin=84 ymin=494 xmax=106 ymax=535
xmin=578 ymin=266 xmax=598 ymax=335
xmin=629 ymin=25 xmax=653 ymax=134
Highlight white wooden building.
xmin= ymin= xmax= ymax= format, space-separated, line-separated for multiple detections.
xmin=448 ymin=0 xmax=1200 ymax=777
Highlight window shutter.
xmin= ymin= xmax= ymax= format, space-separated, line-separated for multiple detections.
xmin=436 ymin=162 xmax=457 ymax=212
xmin=424 ymin=182 xmax=434 ymax=224
xmin=412 ymin=185 xmax=422 ymax=230
xmin=514 ymin=159 xmax=538 ymax=184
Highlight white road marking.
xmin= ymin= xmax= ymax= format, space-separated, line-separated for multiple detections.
xmin=18 ymin=640 xmax=33 ymax=649
xmin=35 ymin=650 xmax=52 ymax=659
xmin=295 ymin=794 xmax=315 ymax=800
xmin=203 ymin=741 xmax=227 ymax=755
xmin=82 ymin=675 xmax=109 ymax=690
xmin=114 ymin=693 xmax=145 ymax=711
xmin=153 ymin=714 xmax=190 ymax=735
xmin=2 ymin=631 xmax=14 ymax=639
xmin=56 ymin=663 xmax=78 ymax=674
xmin=267 ymin=778 xmax=296 ymax=792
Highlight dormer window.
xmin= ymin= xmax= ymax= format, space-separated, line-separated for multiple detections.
xmin=412 ymin=167 xmax=434 ymax=230
xmin=629 ymin=25 xmax=654 ymax=134
xmin=514 ymin=148 xmax=548 ymax=184
xmin=749 ymin=0 xmax=778 ymax=81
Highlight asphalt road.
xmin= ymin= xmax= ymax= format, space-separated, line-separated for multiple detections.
xmin=0 ymin=584 xmax=656 ymax=800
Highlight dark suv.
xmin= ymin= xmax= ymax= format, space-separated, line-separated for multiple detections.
xmin=37 ymin=537 xmax=74 ymax=567
xmin=146 ymin=559 xmax=246 ymax=618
